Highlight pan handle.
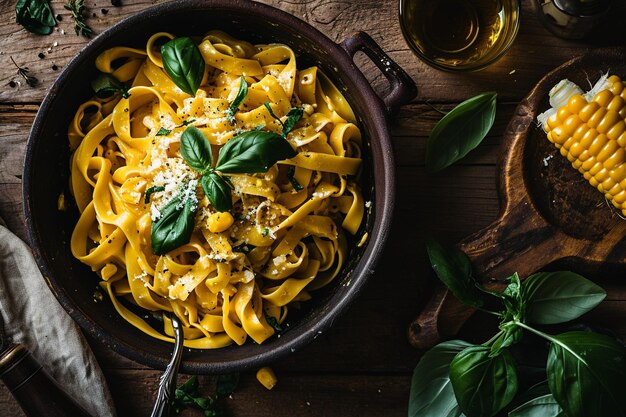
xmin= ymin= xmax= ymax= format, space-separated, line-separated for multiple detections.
xmin=340 ymin=32 xmax=417 ymax=116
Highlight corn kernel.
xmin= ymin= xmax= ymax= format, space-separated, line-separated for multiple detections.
xmin=256 ymin=367 xmax=277 ymax=390
xmin=207 ymin=212 xmax=234 ymax=233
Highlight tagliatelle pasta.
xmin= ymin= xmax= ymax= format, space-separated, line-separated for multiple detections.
xmin=69 ymin=31 xmax=365 ymax=348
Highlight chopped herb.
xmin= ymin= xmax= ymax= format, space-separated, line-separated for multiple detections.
xmin=65 ymin=0 xmax=93 ymax=37
xmin=10 ymin=56 xmax=38 ymax=87
xmin=172 ymin=374 xmax=239 ymax=416
xmin=232 ymin=244 xmax=253 ymax=254
xmin=144 ymin=185 xmax=165 ymax=203
xmin=91 ymin=73 xmax=130 ymax=99
xmin=156 ymin=127 xmax=171 ymax=136
xmin=226 ymin=75 xmax=248 ymax=123
xmin=266 ymin=315 xmax=283 ymax=332
xmin=262 ymin=227 xmax=270 ymax=237
xmin=178 ymin=118 xmax=196 ymax=127
xmin=287 ymin=166 xmax=303 ymax=191
xmin=263 ymin=102 xmax=303 ymax=138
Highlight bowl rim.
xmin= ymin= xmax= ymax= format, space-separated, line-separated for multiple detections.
xmin=23 ymin=0 xmax=396 ymax=373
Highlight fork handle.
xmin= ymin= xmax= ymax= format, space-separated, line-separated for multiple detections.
xmin=0 ymin=343 xmax=91 ymax=417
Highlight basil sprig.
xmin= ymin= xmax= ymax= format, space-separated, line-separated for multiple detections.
xmin=426 ymin=92 xmax=497 ymax=173
xmin=409 ymin=239 xmax=626 ymax=417
xmin=173 ymin=374 xmax=239 ymax=416
xmin=227 ymin=75 xmax=248 ymax=123
xmin=182 ymin=126 xmax=295 ymax=211
xmin=16 ymin=0 xmax=56 ymax=35
xmin=161 ymin=37 xmax=205 ymax=96
xmin=91 ymin=73 xmax=130 ymax=99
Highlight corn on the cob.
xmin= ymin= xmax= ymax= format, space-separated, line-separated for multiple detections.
xmin=539 ymin=74 xmax=626 ymax=216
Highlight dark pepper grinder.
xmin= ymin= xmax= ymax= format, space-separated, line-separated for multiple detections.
xmin=533 ymin=0 xmax=611 ymax=39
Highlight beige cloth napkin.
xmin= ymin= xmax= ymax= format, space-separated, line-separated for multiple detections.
xmin=0 ymin=217 xmax=116 ymax=417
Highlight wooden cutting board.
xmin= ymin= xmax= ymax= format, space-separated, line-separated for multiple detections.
xmin=409 ymin=47 xmax=626 ymax=350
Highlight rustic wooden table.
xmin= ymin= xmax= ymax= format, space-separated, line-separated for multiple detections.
xmin=1 ymin=1 xmax=626 ymax=416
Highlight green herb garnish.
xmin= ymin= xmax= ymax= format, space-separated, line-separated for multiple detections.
xmin=15 ymin=0 xmax=56 ymax=35
xmin=266 ymin=315 xmax=283 ymax=332
xmin=155 ymin=119 xmax=196 ymax=137
xmin=150 ymin=182 xmax=197 ymax=255
xmin=91 ymin=73 xmax=130 ymax=99
xmin=156 ymin=127 xmax=171 ymax=136
xmin=261 ymin=227 xmax=270 ymax=237
xmin=287 ymin=166 xmax=303 ymax=191
xmin=10 ymin=57 xmax=38 ymax=87
xmin=144 ymin=185 xmax=165 ymax=204
xmin=263 ymin=102 xmax=303 ymax=138
xmin=65 ymin=0 xmax=93 ymax=37
xmin=150 ymin=126 xmax=296 ymax=254
xmin=226 ymin=75 xmax=248 ymax=124
xmin=161 ymin=37 xmax=205 ymax=96
xmin=173 ymin=374 xmax=239 ymax=417
xmin=409 ymin=239 xmax=625 ymax=417
xmin=426 ymin=92 xmax=497 ymax=172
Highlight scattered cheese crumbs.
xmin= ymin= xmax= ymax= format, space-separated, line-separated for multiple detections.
xmin=509 ymin=69 xmax=516 ymax=75
xmin=365 ymin=200 xmax=372 ymax=208
xmin=542 ymin=155 xmax=554 ymax=166
xmin=57 ymin=192 xmax=67 ymax=211
xmin=272 ymin=255 xmax=287 ymax=265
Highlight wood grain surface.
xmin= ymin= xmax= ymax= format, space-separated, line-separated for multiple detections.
xmin=1 ymin=0 xmax=625 ymax=416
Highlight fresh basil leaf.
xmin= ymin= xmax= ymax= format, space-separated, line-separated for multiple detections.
xmin=176 ymin=375 xmax=199 ymax=397
xmin=287 ymin=166 xmax=303 ymax=191
xmin=426 ymin=92 xmax=497 ymax=172
xmin=201 ymin=172 xmax=232 ymax=212
xmin=521 ymin=271 xmax=606 ymax=325
xmin=409 ymin=340 xmax=472 ymax=417
xmin=547 ymin=331 xmax=626 ymax=417
xmin=216 ymin=130 xmax=296 ymax=173
xmin=144 ymin=185 xmax=165 ymax=204
xmin=91 ymin=73 xmax=130 ymax=99
xmin=450 ymin=346 xmax=518 ymax=417
xmin=215 ymin=373 xmax=239 ymax=399
xmin=282 ymin=107 xmax=303 ymax=137
xmin=16 ymin=0 xmax=56 ymax=35
xmin=181 ymin=126 xmax=213 ymax=172
xmin=156 ymin=127 xmax=171 ymax=136
xmin=151 ymin=186 xmax=197 ymax=255
xmin=509 ymin=393 xmax=563 ymax=417
xmin=161 ymin=37 xmax=205 ymax=96
xmin=425 ymin=238 xmax=484 ymax=309
xmin=226 ymin=75 xmax=247 ymax=123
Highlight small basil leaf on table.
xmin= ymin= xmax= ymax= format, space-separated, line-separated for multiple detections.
xmin=226 ymin=75 xmax=248 ymax=123
xmin=521 ymin=271 xmax=606 ymax=325
xmin=426 ymin=92 xmax=497 ymax=173
xmin=546 ymin=331 xmax=626 ymax=417
xmin=151 ymin=190 xmax=197 ymax=255
xmin=161 ymin=37 xmax=205 ymax=96
xmin=215 ymin=373 xmax=240 ymax=399
xmin=91 ymin=73 xmax=130 ymax=99
xmin=181 ymin=126 xmax=213 ymax=172
xmin=425 ymin=237 xmax=484 ymax=309
xmin=216 ymin=130 xmax=297 ymax=173
xmin=201 ymin=172 xmax=232 ymax=213
xmin=409 ymin=340 xmax=473 ymax=417
xmin=16 ymin=0 xmax=56 ymax=35
xmin=449 ymin=346 xmax=518 ymax=417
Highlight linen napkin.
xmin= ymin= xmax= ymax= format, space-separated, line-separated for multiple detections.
xmin=0 ymin=216 xmax=117 ymax=417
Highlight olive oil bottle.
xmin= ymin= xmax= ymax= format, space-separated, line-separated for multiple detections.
xmin=399 ymin=0 xmax=520 ymax=71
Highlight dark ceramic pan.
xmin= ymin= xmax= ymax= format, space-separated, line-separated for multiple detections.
xmin=23 ymin=0 xmax=416 ymax=373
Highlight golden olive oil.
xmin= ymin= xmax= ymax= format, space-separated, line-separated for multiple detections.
xmin=399 ymin=0 xmax=519 ymax=70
